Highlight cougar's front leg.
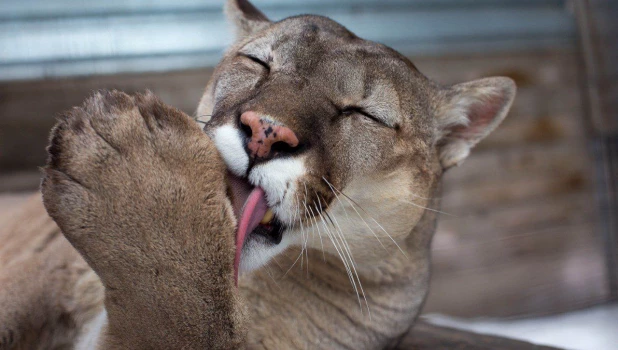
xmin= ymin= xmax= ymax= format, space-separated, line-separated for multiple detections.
xmin=41 ymin=91 xmax=246 ymax=349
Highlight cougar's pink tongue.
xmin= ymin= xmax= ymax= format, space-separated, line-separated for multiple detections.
xmin=228 ymin=174 xmax=268 ymax=285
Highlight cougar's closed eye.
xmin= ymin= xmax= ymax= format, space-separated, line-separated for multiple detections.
xmin=241 ymin=54 xmax=270 ymax=72
xmin=341 ymin=106 xmax=391 ymax=128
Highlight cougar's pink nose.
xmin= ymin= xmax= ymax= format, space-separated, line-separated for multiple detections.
xmin=240 ymin=111 xmax=299 ymax=159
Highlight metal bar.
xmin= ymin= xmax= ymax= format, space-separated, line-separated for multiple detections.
xmin=0 ymin=4 xmax=575 ymax=81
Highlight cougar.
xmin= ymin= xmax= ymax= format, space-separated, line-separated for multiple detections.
xmin=0 ymin=0 xmax=516 ymax=348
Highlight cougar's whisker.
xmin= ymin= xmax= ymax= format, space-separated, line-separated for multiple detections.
xmin=322 ymin=177 xmax=407 ymax=258
xmin=301 ymin=185 xmax=312 ymax=275
xmin=290 ymin=191 xmax=306 ymax=276
xmin=322 ymin=177 xmax=389 ymax=251
xmin=323 ymin=211 xmax=337 ymax=229
xmin=302 ymin=184 xmax=325 ymax=261
xmin=264 ymin=264 xmax=281 ymax=287
xmin=311 ymin=203 xmax=364 ymax=316
xmin=294 ymin=190 xmax=309 ymax=256
xmin=316 ymin=193 xmax=371 ymax=319
xmin=283 ymin=247 xmax=305 ymax=278
xmin=314 ymin=189 xmax=338 ymax=230
xmin=294 ymin=192 xmax=307 ymax=272
xmin=397 ymin=199 xmax=457 ymax=217
xmin=282 ymin=193 xmax=305 ymax=278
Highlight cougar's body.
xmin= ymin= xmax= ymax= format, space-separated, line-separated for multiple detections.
xmin=0 ymin=1 xmax=515 ymax=348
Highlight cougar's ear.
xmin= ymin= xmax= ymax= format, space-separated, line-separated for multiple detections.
xmin=434 ymin=77 xmax=516 ymax=170
xmin=226 ymin=0 xmax=271 ymax=40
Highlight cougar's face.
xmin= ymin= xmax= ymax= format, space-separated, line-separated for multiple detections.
xmin=200 ymin=0 xmax=516 ymax=275
xmin=201 ymin=15 xmax=440 ymax=273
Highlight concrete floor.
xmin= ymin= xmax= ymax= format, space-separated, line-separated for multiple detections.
xmin=425 ymin=303 xmax=618 ymax=350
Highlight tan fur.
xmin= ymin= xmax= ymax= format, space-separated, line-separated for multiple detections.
xmin=40 ymin=90 xmax=246 ymax=349
xmin=0 ymin=1 xmax=516 ymax=349
xmin=197 ymin=2 xmax=514 ymax=347
xmin=0 ymin=196 xmax=102 ymax=350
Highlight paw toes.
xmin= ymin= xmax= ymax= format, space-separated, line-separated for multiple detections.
xmin=47 ymin=116 xmax=71 ymax=171
xmin=46 ymin=110 xmax=97 ymax=186
xmin=44 ymin=90 xmax=206 ymax=201
xmin=41 ymin=168 xmax=93 ymax=240
xmin=45 ymin=92 xmax=136 ymax=189
xmin=134 ymin=90 xmax=195 ymax=133
xmin=83 ymin=90 xmax=135 ymax=120
xmin=84 ymin=90 xmax=153 ymax=152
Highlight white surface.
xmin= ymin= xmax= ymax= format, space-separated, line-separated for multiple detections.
xmin=425 ymin=303 xmax=618 ymax=350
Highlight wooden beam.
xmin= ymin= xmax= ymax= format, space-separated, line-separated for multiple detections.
xmin=397 ymin=322 xmax=561 ymax=350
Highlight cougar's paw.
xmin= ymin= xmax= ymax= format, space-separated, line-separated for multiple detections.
xmin=44 ymin=90 xmax=206 ymax=189
xmin=41 ymin=90 xmax=233 ymax=281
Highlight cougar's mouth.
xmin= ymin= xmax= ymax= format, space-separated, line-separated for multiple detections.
xmin=227 ymin=173 xmax=284 ymax=284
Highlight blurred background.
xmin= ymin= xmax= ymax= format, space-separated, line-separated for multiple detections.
xmin=0 ymin=0 xmax=616 ymax=348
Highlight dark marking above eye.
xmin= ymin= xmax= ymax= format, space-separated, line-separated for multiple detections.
xmin=337 ymin=81 xmax=346 ymax=93
xmin=363 ymin=85 xmax=371 ymax=100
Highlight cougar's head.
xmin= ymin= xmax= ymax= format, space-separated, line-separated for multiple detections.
xmin=199 ymin=0 xmax=516 ymax=278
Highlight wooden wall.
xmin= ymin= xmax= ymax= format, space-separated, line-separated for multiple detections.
xmin=0 ymin=49 xmax=609 ymax=318
xmin=415 ymin=52 xmax=609 ymax=317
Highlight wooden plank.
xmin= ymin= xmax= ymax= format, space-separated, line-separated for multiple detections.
xmin=445 ymin=142 xmax=592 ymax=187
xmin=507 ymin=87 xmax=582 ymax=121
xmin=424 ymin=240 xmax=609 ymax=317
xmin=414 ymin=50 xmax=580 ymax=87
xmin=432 ymin=221 xmax=600 ymax=272
xmin=0 ymin=68 xmax=212 ymax=121
xmin=477 ymin=114 xmax=586 ymax=150
xmin=434 ymin=192 xmax=597 ymax=244
xmin=0 ymin=172 xmax=42 ymax=193
xmin=398 ymin=321 xmax=562 ymax=350
xmin=441 ymin=164 xmax=594 ymax=213
xmin=0 ymin=68 xmax=214 ymax=171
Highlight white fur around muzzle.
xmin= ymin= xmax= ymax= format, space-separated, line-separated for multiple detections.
xmin=211 ymin=124 xmax=307 ymax=272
